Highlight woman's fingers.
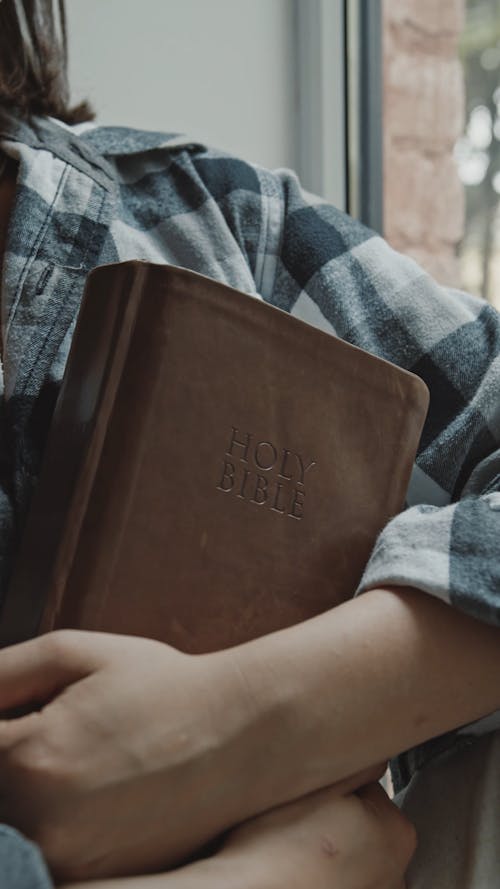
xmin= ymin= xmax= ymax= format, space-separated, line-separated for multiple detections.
xmin=0 ymin=631 xmax=100 ymax=716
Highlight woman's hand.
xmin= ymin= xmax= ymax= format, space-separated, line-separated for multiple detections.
xmin=0 ymin=629 xmax=411 ymax=886
xmin=216 ymin=780 xmax=416 ymax=889
xmin=60 ymin=781 xmax=416 ymax=889
xmin=0 ymin=584 xmax=497 ymax=885
xmin=0 ymin=630 xmax=258 ymax=882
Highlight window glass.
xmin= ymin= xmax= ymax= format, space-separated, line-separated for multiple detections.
xmin=67 ymin=0 xmax=297 ymax=172
xmin=456 ymin=0 xmax=500 ymax=310
xmin=67 ymin=0 xmax=349 ymax=208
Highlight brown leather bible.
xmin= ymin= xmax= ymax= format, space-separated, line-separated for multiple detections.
xmin=1 ymin=262 xmax=429 ymax=653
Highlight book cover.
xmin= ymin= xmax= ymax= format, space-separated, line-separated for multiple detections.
xmin=1 ymin=262 xmax=429 ymax=653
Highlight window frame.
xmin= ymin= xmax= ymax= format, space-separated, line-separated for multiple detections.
xmin=294 ymin=0 xmax=383 ymax=232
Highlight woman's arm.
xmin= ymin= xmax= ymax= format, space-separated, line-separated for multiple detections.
xmin=0 ymin=586 xmax=498 ymax=881
xmin=58 ymin=777 xmax=414 ymax=889
xmin=218 ymin=584 xmax=500 ymax=813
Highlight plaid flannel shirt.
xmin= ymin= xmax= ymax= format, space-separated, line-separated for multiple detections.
xmin=0 ymin=110 xmax=499 ymax=790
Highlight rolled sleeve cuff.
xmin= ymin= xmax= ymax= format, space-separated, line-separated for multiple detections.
xmin=356 ymin=503 xmax=455 ymax=606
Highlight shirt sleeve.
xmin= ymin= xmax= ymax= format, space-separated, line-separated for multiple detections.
xmin=253 ymin=165 xmax=500 ymax=629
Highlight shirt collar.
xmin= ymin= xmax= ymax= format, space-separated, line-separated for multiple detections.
xmin=0 ymin=110 xmax=204 ymax=191
xmin=0 ymin=109 xmax=115 ymax=191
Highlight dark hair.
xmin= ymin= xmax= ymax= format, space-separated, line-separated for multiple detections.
xmin=0 ymin=0 xmax=93 ymax=123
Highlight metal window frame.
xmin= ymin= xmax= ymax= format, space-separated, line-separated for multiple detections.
xmin=294 ymin=0 xmax=383 ymax=233
xmin=346 ymin=0 xmax=383 ymax=232
xmin=293 ymin=0 xmax=347 ymax=210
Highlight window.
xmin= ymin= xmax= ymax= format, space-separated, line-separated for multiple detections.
xmin=456 ymin=0 xmax=500 ymax=310
xmin=67 ymin=0 xmax=382 ymax=220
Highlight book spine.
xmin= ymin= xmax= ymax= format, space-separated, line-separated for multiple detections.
xmin=39 ymin=263 xmax=149 ymax=633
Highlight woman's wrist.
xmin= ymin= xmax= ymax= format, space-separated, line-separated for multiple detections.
xmin=195 ymin=643 xmax=293 ymax=828
xmin=203 ymin=621 xmax=341 ymax=824
xmin=209 ymin=585 xmax=500 ymax=821
xmin=206 ymin=629 xmax=324 ymax=820
xmin=59 ymin=856 xmax=240 ymax=889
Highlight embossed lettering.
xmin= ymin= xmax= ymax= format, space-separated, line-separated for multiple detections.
xmin=288 ymin=488 xmax=305 ymax=520
xmin=278 ymin=448 xmax=294 ymax=481
xmin=237 ymin=468 xmax=251 ymax=499
xmin=227 ymin=427 xmax=252 ymax=463
xmin=216 ymin=459 xmax=235 ymax=492
xmin=217 ymin=426 xmax=317 ymax=521
xmin=254 ymin=441 xmax=278 ymax=471
xmin=251 ymin=474 xmax=268 ymax=505
xmin=296 ymin=456 xmax=317 ymax=485
xmin=270 ymin=482 xmax=286 ymax=514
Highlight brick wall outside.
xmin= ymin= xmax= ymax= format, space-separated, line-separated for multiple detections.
xmin=383 ymin=0 xmax=466 ymax=286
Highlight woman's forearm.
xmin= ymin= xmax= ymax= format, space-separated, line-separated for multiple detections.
xmin=0 ymin=588 xmax=497 ymax=878
xmin=60 ymin=777 xmax=415 ymax=889
xmin=59 ymin=858 xmax=233 ymax=889
xmin=217 ymin=586 xmax=500 ymax=820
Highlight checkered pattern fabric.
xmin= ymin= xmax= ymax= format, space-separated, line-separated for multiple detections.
xmin=0 ymin=110 xmax=499 ymax=789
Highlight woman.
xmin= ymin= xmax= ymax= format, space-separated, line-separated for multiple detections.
xmin=0 ymin=2 xmax=499 ymax=887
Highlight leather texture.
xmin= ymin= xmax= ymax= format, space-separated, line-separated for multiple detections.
xmin=2 ymin=262 xmax=429 ymax=653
